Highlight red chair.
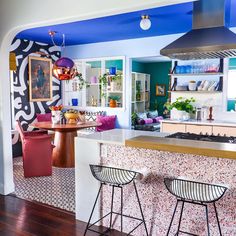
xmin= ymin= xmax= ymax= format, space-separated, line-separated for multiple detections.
xmin=16 ymin=120 xmax=53 ymax=178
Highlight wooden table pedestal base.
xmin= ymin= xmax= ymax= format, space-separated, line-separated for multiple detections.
xmin=52 ymin=131 xmax=77 ymax=168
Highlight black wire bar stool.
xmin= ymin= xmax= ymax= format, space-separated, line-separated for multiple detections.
xmin=84 ymin=165 xmax=149 ymax=236
xmin=164 ymin=178 xmax=227 ymax=236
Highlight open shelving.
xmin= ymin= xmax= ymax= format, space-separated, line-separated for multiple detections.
xmin=131 ymin=72 xmax=150 ymax=113
xmin=169 ymin=59 xmax=224 ymax=94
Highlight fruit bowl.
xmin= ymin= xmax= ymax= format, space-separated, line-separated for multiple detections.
xmin=64 ymin=112 xmax=79 ymax=124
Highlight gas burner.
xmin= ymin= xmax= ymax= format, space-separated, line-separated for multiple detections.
xmin=199 ymin=137 xmax=213 ymax=142
xmin=166 ymin=132 xmax=236 ymax=144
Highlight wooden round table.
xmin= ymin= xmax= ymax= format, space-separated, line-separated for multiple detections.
xmin=32 ymin=121 xmax=101 ymax=168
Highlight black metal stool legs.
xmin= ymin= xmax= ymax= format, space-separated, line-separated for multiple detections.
xmin=166 ymin=200 xmax=179 ymax=236
xmin=166 ymin=200 xmax=224 ymax=236
xmin=176 ymin=201 xmax=185 ymax=236
xmin=86 ymin=165 xmax=149 ymax=235
xmin=121 ymin=186 xmax=123 ymax=233
xmin=84 ymin=182 xmax=149 ymax=236
xmin=133 ymin=181 xmax=149 ymax=236
xmin=213 ymin=202 xmax=223 ymax=236
xmin=164 ymin=178 xmax=227 ymax=236
xmin=84 ymin=183 xmax=103 ymax=236
xmin=110 ymin=185 xmax=115 ymax=230
xmin=205 ymin=205 xmax=210 ymax=236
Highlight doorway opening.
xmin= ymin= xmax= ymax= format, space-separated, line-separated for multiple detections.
xmin=131 ymin=56 xmax=171 ymax=131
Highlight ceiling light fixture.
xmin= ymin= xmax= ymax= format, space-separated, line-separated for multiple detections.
xmin=49 ymin=30 xmax=65 ymax=48
xmin=140 ymin=15 xmax=151 ymax=31
xmin=49 ymin=31 xmax=76 ymax=81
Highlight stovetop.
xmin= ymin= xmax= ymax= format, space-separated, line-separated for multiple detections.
xmin=166 ymin=132 xmax=236 ymax=144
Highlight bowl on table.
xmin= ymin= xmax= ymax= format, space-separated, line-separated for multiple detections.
xmin=64 ymin=112 xmax=79 ymax=124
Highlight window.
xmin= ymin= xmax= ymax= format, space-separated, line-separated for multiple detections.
xmin=227 ymin=70 xmax=236 ymax=99
xmin=227 ymin=58 xmax=236 ymax=111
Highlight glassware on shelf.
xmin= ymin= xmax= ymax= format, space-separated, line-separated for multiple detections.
xmin=174 ymin=60 xmax=220 ymax=75
xmin=186 ymin=65 xmax=191 ymax=73
xmin=205 ymin=63 xmax=220 ymax=73
xmin=175 ymin=66 xmax=181 ymax=74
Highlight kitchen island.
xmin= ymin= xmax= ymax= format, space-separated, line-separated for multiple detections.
xmin=75 ymin=129 xmax=236 ymax=236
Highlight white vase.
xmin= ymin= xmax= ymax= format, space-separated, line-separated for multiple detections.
xmin=101 ymin=97 xmax=106 ymax=107
xmin=170 ymin=108 xmax=190 ymax=121
xmin=51 ymin=111 xmax=61 ymax=124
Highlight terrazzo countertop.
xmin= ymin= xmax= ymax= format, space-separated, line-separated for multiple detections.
xmin=160 ymin=119 xmax=236 ymax=127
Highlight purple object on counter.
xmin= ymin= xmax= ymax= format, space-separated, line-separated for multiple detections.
xmin=90 ymin=76 xmax=97 ymax=84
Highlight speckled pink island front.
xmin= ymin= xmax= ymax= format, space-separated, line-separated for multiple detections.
xmin=100 ymin=144 xmax=236 ymax=236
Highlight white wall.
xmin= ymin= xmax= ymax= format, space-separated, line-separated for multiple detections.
xmin=0 ymin=0 xmax=196 ymax=195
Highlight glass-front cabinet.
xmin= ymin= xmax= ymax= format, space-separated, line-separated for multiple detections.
xmin=62 ymin=56 xmax=125 ymax=109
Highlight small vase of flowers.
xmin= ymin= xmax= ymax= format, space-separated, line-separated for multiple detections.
xmin=49 ymin=105 xmax=63 ymax=124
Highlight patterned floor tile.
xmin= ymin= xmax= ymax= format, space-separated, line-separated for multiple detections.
xmin=13 ymin=157 xmax=75 ymax=212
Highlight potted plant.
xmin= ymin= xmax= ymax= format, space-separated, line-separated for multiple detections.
xmin=164 ymin=97 xmax=195 ymax=120
xmin=109 ymin=95 xmax=120 ymax=108
xmin=131 ymin=112 xmax=138 ymax=127
xmin=72 ymin=70 xmax=89 ymax=90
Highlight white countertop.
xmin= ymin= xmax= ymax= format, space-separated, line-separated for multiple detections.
xmin=160 ymin=119 xmax=236 ymax=127
xmin=76 ymin=128 xmax=167 ymax=145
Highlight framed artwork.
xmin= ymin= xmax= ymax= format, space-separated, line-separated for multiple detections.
xmin=156 ymin=84 xmax=166 ymax=96
xmin=29 ymin=56 xmax=52 ymax=101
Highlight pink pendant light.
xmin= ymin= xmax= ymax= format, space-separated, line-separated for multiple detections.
xmin=52 ymin=57 xmax=76 ymax=81
xmin=49 ymin=31 xmax=76 ymax=81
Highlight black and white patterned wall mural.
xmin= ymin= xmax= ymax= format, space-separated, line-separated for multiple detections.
xmin=10 ymin=38 xmax=62 ymax=157
xmin=10 ymin=38 xmax=62 ymax=131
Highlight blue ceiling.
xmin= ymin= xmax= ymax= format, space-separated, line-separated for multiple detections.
xmin=16 ymin=1 xmax=236 ymax=46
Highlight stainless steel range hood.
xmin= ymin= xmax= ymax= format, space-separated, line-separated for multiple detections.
xmin=160 ymin=0 xmax=236 ymax=60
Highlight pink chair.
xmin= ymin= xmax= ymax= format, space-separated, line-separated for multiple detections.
xmin=16 ymin=120 xmax=53 ymax=178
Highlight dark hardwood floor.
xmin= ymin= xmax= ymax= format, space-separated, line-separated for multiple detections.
xmin=0 ymin=195 xmax=125 ymax=236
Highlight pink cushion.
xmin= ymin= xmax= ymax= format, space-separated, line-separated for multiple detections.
xmin=144 ymin=118 xmax=153 ymax=124
xmin=96 ymin=115 xmax=116 ymax=132
xmin=36 ymin=113 xmax=52 ymax=122
xmin=153 ymin=116 xmax=163 ymax=123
